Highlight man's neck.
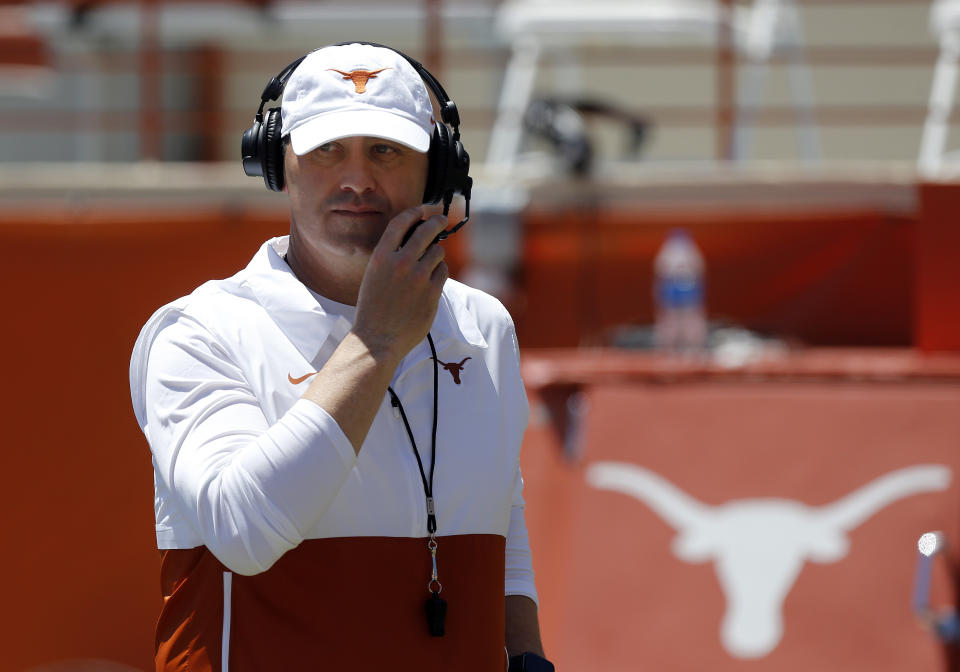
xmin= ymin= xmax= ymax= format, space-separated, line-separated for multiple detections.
xmin=285 ymin=236 xmax=363 ymax=306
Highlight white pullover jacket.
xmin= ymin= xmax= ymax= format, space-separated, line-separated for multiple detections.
xmin=129 ymin=236 xmax=536 ymax=671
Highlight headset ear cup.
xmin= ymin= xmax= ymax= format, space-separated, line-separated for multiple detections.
xmin=451 ymin=137 xmax=470 ymax=195
xmin=241 ymin=119 xmax=263 ymax=178
xmin=424 ymin=122 xmax=449 ymax=205
xmin=262 ymin=108 xmax=285 ymax=192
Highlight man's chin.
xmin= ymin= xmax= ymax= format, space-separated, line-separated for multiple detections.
xmin=331 ymin=231 xmax=386 ymax=257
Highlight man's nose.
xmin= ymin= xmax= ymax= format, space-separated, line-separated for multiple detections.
xmin=338 ymin=152 xmax=376 ymax=194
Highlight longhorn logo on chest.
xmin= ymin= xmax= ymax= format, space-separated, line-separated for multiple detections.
xmin=432 ymin=356 xmax=471 ymax=385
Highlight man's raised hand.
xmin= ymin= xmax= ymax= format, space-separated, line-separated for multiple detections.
xmin=352 ymin=206 xmax=449 ymax=365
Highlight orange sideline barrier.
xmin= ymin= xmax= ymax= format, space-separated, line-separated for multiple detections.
xmin=517 ymin=207 xmax=915 ymax=348
xmin=917 ymin=183 xmax=960 ymax=352
xmin=521 ymin=349 xmax=960 ymax=671
xmin=515 ymin=181 xmax=960 ymax=351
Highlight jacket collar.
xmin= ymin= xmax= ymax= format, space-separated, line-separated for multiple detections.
xmin=240 ymin=237 xmax=486 ymax=364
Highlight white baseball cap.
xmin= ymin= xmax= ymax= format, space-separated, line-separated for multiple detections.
xmin=281 ymin=43 xmax=434 ymax=156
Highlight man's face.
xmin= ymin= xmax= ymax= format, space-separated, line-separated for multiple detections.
xmin=284 ymin=135 xmax=429 ymax=260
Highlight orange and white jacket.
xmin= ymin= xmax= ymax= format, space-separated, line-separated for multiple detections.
xmin=130 ymin=237 xmax=536 ymax=671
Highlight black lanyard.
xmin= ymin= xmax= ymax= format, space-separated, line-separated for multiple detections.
xmin=386 ymin=332 xmax=439 ymax=535
xmin=386 ymin=333 xmax=447 ymax=636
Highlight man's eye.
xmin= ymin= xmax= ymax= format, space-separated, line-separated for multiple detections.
xmin=307 ymin=142 xmax=337 ymax=159
xmin=373 ymin=143 xmax=399 ymax=155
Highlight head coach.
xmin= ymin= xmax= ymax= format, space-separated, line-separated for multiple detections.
xmin=129 ymin=42 xmax=551 ymax=671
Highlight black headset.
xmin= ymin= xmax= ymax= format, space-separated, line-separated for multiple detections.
xmin=241 ymin=41 xmax=472 ymax=237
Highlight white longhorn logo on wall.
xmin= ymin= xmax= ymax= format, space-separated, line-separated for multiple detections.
xmin=586 ymin=462 xmax=951 ymax=659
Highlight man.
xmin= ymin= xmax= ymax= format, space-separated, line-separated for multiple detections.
xmin=129 ymin=42 xmax=548 ymax=671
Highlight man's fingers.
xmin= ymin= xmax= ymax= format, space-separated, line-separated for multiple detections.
xmin=430 ymin=260 xmax=449 ymax=289
xmin=377 ymin=206 xmax=425 ymax=251
xmin=419 ymin=240 xmax=446 ymax=270
xmin=399 ymin=214 xmax=448 ymax=255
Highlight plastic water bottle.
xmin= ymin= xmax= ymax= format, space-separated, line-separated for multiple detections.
xmin=653 ymin=228 xmax=708 ymax=353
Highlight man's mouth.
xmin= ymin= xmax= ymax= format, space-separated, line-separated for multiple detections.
xmin=332 ymin=208 xmax=381 ymax=217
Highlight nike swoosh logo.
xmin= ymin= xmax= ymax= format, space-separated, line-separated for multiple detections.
xmin=288 ymin=371 xmax=318 ymax=385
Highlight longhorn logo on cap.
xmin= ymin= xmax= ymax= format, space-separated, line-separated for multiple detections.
xmin=327 ymin=68 xmax=390 ymax=94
